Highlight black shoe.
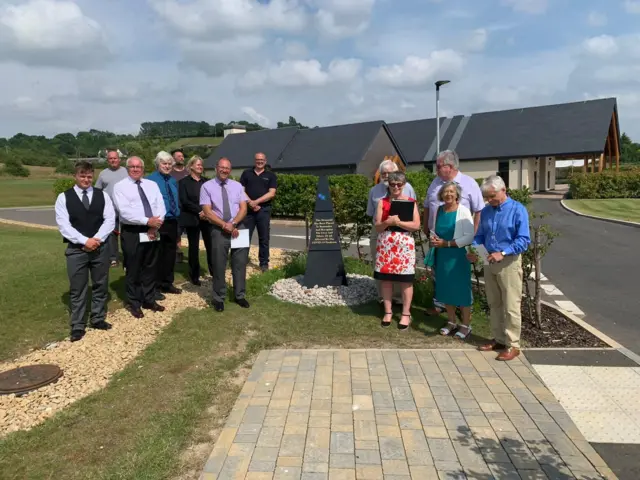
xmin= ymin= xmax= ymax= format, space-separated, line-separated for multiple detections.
xmin=125 ymin=304 xmax=144 ymax=318
xmin=260 ymin=265 xmax=268 ymax=273
xmin=155 ymin=292 xmax=166 ymax=301
xmin=142 ymin=302 xmax=165 ymax=312
xmin=236 ymin=298 xmax=250 ymax=308
xmin=191 ymin=279 xmax=202 ymax=286
xmin=70 ymin=329 xmax=85 ymax=342
xmin=213 ymin=301 xmax=224 ymax=312
xmin=91 ymin=321 xmax=112 ymax=330
xmin=161 ymin=285 xmax=182 ymax=294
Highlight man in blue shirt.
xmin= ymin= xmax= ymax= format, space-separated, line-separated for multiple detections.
xmin=147 ymin=151 xmax=182 ymax=295
xmin=469 ymin=175 xmax=530 ymax=361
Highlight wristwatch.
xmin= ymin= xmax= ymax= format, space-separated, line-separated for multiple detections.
xmin=500 ymin=251 xmax=507 ymax=256
xmin=231 ymin=222 xmax=237 ymax=228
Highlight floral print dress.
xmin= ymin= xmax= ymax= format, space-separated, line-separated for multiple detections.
xmin=374 ymin=196 xmax=416 ymax=283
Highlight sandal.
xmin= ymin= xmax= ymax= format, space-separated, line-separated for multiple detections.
xmin=381 ymin=312 xmax=393 ymax=327
xmin=440 ymin=322 xmax=457 ymax=336
xmin=454 ymin=325 xmax=472 ymax=340
xmin=398 ymin=314 xmax=412 ymax=331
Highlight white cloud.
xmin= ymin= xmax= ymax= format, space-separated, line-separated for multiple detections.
xmin=623 ymin=1 xmax=640 ymax=14
xmin=314 ymin=0 xmax=376 ymax=38
xmin=587 ymin=11 xmax=607 ymax=26
xmin=237 ymin=58 xmax=362 ymax=90
xmin=0 ymin=0 xmax=109 ymax=68
xmin=179 ymin=35 xmax=266 ymax=76
xmin=366 ymin=50 xmax=464 ymax=88
xmin=583 ymin=35 xmax=618 ymax=56
xmin=501 ymin=0 xmax=547 ymax=14
xmin=466 ymin=29 xmax=488 ymax=52
xmin=149 ymin=0 xmax=308 ymax=38
xmin=241 ymin=106 xmax=271 ymax=127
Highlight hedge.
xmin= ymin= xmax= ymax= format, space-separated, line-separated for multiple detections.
xmin=568 ymin=169 xmax=640 ymax=199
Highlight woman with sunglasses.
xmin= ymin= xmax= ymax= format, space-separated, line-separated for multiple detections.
xmin=373 ymin=172 xmax=421 ymax=329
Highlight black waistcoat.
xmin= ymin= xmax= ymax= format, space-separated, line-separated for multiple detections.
xmin=63 ymin=188 xmax=105 ymax=244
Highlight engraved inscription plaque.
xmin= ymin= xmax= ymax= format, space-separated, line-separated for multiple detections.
xmin=303 ymin=176 xmax=347 ymax=288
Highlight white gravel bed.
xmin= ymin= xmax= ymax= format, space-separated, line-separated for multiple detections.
xmin=269 ymin=274 xmax=378 ymax=307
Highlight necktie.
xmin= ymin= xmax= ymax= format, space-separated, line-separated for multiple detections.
xmin=136 ymin=180 xmax=153 ymax=218
xmin=82 ymin=190 xmax=90 ymax=210
xmin=164 ymin=176 xmax=177 ymax=216
xmin=220 ymin=181 xmax=232 ymax=222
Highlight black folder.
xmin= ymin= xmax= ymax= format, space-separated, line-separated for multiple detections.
xmin=388 ymin=200 xmax=414 ymax=232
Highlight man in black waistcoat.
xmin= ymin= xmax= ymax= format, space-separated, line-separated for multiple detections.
xmin=55 ymin=161 xmax=116 ymax=342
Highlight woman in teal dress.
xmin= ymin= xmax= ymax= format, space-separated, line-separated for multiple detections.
xmin=428 ymin=182 xmax=475 ymax=339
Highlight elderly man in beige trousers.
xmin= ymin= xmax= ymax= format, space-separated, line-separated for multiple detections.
xmin=366 ymin=159 xmax=416 ymax=304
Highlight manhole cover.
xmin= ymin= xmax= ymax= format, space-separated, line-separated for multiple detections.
xmin=0 ymin=364 xmax=63 ymax=395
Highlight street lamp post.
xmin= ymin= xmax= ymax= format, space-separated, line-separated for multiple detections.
xmin=435 ymin=80 xmax=450 ymax=157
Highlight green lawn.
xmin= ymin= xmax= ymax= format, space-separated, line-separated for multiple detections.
xmin=0 ymin=224 xmax=491 ymax=480
xmin=565 ymin=198 xmax=640 ymax=223
xmin=166 ymin=137 xmax=224 ymax=149
xmin=0 ymin=178 xmax=59 ymax=208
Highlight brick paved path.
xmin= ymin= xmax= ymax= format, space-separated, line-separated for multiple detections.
xmin=200 ymin=350 xmax=616 ymax=480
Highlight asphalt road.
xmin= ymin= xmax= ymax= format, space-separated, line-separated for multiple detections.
xmin=0 ymin=206 xmax=368 ymax=258
xmin=532 ymin=198 xmax=640 ymax=356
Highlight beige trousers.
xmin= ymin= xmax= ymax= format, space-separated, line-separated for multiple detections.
xmin=370 ymin=228 xmax=403 ymax=302
xmin=483 ymin=255 xmax=523 ymax=348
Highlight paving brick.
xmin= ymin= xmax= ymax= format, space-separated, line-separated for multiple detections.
xmin=331 ymin=432 xmax=355 ymax=454
xmin=301 ymin=472 xmax=328 ymax=480
xmin=278 ymin=457 xmax=303 ymax=467
xmin=273 ymin=466 xmax=303 ymax=479
xmin=330 ymin=454 xmax=356 ymax=469
xmin=381 ymin=459 xmax=410 ymax=476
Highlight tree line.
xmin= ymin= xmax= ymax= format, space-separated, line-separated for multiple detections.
xmin=0 ymin=116 xmax=312 ymax=173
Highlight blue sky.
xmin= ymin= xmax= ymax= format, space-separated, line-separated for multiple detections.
xmin=1 ymin=0 xmax=639 ymax=139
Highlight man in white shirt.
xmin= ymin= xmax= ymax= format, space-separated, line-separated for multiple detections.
xmin=55 ymin=161 xmax=116 ymax=342
xmin=95 ymin=148 xmax=128 ymax=267
xmin=113 ymin=156 xmax=166 ymax=318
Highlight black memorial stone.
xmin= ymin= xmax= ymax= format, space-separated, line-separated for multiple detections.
xmin=303 ymin=176 xmax=348 ymax=288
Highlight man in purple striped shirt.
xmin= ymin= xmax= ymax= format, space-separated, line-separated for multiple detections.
xmin=200 ymin=157 xmax=250 ymax=312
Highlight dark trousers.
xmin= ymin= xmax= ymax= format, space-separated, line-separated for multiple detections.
xmin=244 ymin=206 xmax=271 ymax=267
xmin=185 ymin=223 xmax=214 ymax=282
xmin=157 ymin=218 xmax=178 ymax=289
xmin=65 ymin=244 xmax=110 ymax=331
xmin=121 ymin=225 xmax=160 ymax=309
xmin=209 ymin=226 xmax=249 ymax=303
xmin=107 ymin=216 xmax=120 ymax=262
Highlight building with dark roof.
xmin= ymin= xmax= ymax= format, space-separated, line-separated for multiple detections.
xmin=205 ymin=121 xmax=405 ymax=179
xmin=206 ymin=97 xmax=620 ymax=192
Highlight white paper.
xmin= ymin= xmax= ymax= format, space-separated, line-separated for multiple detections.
xmin=231 ymin=229 xmax=250 ymax=249
xmin=139 ymin=232 xmax=160 ymax=243
xmin=473 ymin=244 xmax=490 ymax=265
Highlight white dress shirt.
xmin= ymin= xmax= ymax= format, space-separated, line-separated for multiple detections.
xmin=55 ymin=185 xmax=116 ymax=245
xmin=112 ymin=176 xmax=166 ymax=226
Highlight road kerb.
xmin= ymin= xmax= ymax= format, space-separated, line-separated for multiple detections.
xmin=560 ymin=199 xmax=640 ymax=228
xmin=0 ymin=218 xmax=58 ymax=230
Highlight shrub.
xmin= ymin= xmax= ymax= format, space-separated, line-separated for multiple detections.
xmin=568 ymin=170 xmax=640 ymax=199
xmin=53 ymin=178 xmax=77 ymax=195
xmin=55 ymin=158 xmax=76 ymax=175
xmin=1 ymin=157 xmax=30 ymax=177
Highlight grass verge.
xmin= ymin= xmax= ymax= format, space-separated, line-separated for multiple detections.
xmin=0 ymin=226 xmax=491 ymax=480
xmin=564 ymin=198 xmax=640 ymax=223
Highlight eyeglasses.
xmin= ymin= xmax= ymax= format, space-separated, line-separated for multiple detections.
xmin=389 ymin=183 xmax=403 ymax=188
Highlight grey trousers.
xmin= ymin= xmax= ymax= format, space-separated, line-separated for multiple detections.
xmin=65 ymin=244 xmax=110 ymax=330
xmin=209 ymin=226 xmax=249 ymax=303
xmin=107 ymin=216 xmax=120 ymax=262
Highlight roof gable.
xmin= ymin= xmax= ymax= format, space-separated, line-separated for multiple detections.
xmin=204 ymin=127 xmax=297 ymax=169
xmin=275 ymin=121 xmax=386 ymax=169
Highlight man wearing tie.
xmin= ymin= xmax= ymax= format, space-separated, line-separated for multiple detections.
xmin=55 ymin=161 xmax=116 ymax=342
xmin=200 ymin=157 xmax=250 ymax=312
xmin=147 ymin=151 xmax=182 ymax=295
xmin=113 ymin=156 xmax=166 ymax=318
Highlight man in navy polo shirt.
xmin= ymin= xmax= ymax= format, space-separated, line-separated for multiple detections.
xmin=240 ymin=152 xmax=277 ymax=272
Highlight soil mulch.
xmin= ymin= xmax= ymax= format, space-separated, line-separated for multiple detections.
xmin=471 ymin=285 xmax=608 ymax=348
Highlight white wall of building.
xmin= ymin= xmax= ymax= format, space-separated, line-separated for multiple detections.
xmin=459 ymin=160 xmax=499 ymax=181
xmin=223 ymin=127 xmax=246 ymax=138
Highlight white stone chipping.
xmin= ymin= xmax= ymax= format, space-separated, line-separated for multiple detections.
xmin=269 ymin=274 xmax=378 ymax=307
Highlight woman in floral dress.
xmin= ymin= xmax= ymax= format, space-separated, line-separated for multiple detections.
xmin=374 ymin=172 xmax=421 ymax=329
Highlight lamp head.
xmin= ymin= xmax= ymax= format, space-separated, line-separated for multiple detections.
xmin=435 ymin=80 xmax=451 ymax=88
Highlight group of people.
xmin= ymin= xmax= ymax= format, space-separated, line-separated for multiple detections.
xmin=55 ymin=149 xmax=277 ymax=341
xmin=368 ymin=150 xmax=531 ymax=361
